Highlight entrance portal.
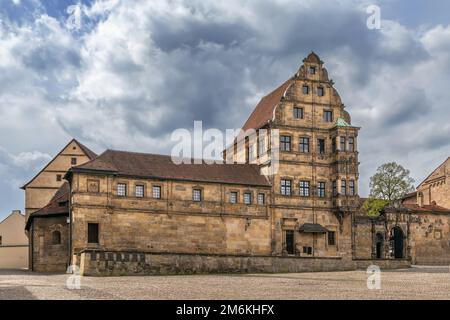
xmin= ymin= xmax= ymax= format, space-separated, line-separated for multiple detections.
xmin=392 ymin=226 xmax=404 ymax=259
xmin=375 ymin=233 xmax=383 ymax=259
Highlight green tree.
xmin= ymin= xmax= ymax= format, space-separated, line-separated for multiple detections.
xmin=362 ymin=198 xmax=390 ymax=217
xmin=369 ymin=162 xmax=415 ymax=202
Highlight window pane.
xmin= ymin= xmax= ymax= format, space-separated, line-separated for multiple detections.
xmin=299 ymin=181 xmax=310 ymax=197
xmin=230 ymin=192 xmax=237 ymax=204
xmin=317 ymin=87 xmax=324 ymax=96
xmin=302 ymin=85 xmax=309 ymax=94
xmin=299 ymin=137 xmax=309 ymax=153
xmin=135 ymin=185 xmax=144 ymax=197
xmin=293 ymin=107 xmax=303 ymax=119
xmin=340 ymin=137 xmax=346 ymax=151
xmin=309 ymin=66 xmax=316 ymax=74
xmin=152 ymin=186 xmax=161 ymax=199
xmin=317 ymin=182 xmax=326 ymax=198
xmin=285 ymin=230 xmax=295 ymax=254
xmin=117 ymin=183 xmax=127 ymax=196
xmin=280 ymin=136 xmax=291 ymax=152
xmin=328 ymin=231 xmax=336 ymax=246
xmin=348 ymin=137 xmax=355 ymax=151
xmin=341 ymin=179 xmax=346 ymax=195
xmin=324 ymin=111 xmax=333 ymax=122
xmin=244 ymin=193 xmax=252 ymax=204
xmin=257 ymin=193 xmax=265 ymax=205
xmin=317 ymin=139 xmax=325 ymax=154
xmin=281 ymin=179 xmax=291 ymax=196
xmin=193 ymin=189 xmax=202 ymax=202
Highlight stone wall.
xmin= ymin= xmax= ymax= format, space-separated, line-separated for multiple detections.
xmin=30 ymin=216 xmax=70 ymax=272
xmin=77 ymin=250 xmax=355 ymax=276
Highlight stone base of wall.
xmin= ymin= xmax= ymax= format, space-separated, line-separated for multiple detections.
xmin=353 ymin=259 xmax=411 ymax=270
xmin=78 ymin=250 xmax=358 ymax=276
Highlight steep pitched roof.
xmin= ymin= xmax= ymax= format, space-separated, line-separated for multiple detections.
xmin=25 ymin=182 xmax=69 ymax=230
xmin=417 ymin=156 xmax=449 ymax=188
xmin=21 ymin=139 xmax=97 ymax=189
xmin=69 ymin=150 xmax=271 ymax=187
xmin=240 ymin=78 xmax=294 ymax=133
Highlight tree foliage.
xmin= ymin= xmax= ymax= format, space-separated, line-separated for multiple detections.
xmin=362 ymin=198 xmax=390 ymax=217
xmin=369 ymin=162 xmax=415 ymax=202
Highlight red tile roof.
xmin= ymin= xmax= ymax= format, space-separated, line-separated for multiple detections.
xmin=69 ymin=150 xmax=271 ymax=187
xmin=240 ymin=78 xmax=294 ymax=133
xmin=403 ymin=203 xmax=450 ymax=213
xmin=25 ymin=182 xmax=69 ymax=230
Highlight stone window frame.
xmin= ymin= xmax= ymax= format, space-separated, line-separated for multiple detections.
xmin=56 ymin=174 xmax=62 ymax=182
xmin=326 ymin=226 xmax=338 ymax=249
xmin=116 ymin=181 xmax=128 ymax=197
xmin=340 ymin=136 xmax=346 ymax=151
xmin=317 ymin=137 xmax=326 ymax=154
xmin=257 ymin=193 xmax=265 ymax=205
xmin=87 ymin=221 xmax=100 ymax=246
xmin=340 ymin=179 xmax=347 ymax=196
xmin=348 ymin=136 xmax=355 ymax=152
xmin=280 ymin=135 xmax=292 ymax=152
xmin=323 ymin=109 xmax=333 ymax=123
xmin=299 ymin=136 xmax=310 ymax=153
xmin=308 ymin=66 xmax=316 ymax=75
xmin=280 ymin=178 xmax=293 ymax=196
xmin=299 ymin=180 xmax=311 ymax=197
xmin=134 ymin=183 xmax=145 ymax=198
xmin=293 ymin=106 xmax=304 ymax=119
xmin=87 ymin=179 xmax=100 ymax=193
xmin=152 ymin=184 xmax=162 ymax=199
xmin=51 ymin=230 xmax=62 ymax=246
xmin=243 ymin=190 xmax=253 ymax=205
xmin=192 ymin=186 xmax=203 ymax=202
xmin=317 ymin=86 xmax=325 ymax=97
xmin=349 ymin=179 xmax=356 ymax=196
xmin=317 ymin=181 xmax=326 ymax=198
xmin=302 ymin=84 xmax=310 ymax=95
xmin=71 ymin=157 xmax=77 ymax=165
xmin=229 ymin=190 xmax=239 ymax=204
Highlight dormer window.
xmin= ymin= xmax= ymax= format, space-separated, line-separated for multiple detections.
xmin=309 ymin=66 xmax=316 ymax=74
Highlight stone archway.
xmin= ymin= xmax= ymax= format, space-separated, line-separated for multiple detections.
xmin=391 ymin=226 xmax=404 ymax=259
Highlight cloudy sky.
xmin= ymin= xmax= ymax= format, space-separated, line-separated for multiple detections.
xmin=1 ymin=0 xmax=450 ymax=220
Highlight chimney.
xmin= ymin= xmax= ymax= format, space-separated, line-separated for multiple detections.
xmin=12 ymin=209 xmax=21 ymax=215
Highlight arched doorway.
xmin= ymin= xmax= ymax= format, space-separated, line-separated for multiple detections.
xmin=375 ymin=233 xmax=384 ymax=259
xmin=391 ymin=226 xmax=404 ymax=259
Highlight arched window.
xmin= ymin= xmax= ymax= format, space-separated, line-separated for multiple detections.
xmin=52 ymin=231 xmax=61 ymax=245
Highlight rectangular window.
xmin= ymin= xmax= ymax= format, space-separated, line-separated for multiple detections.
xmin=193 ymin=189 xmax=202 ymax=202
xmin=332 ymin=137 xmax=337 ymax=153
xmin=117 ymin=183 xmax=127 ymax=197
xmin=257 ymin=193 xmax=265 ymax=205
xmin=328 ymin=231 xmax=336 ymax=246
xmin=293 ymin=107 xmax=304 ymax=119
xmin=317 ymin=87 xmax=324 ymax=97
xmin=323 ymin=110 xmax=333 ymax=122
xmin=280 ymin=136 xmax=291 ymax=152
xmin=230 ymin=191 xmax=238 ymax=204
xmin=285 ymin=230 xmax=295 ymax=255
xmin=299 ymin=181 xmax=310 ymax=197
xmin=332 ymin=180 xmax=337 ymax=196
xmin=135 ymin=185 xmax=144 ymax=198
xmin=340 ymin=137 xmax=346 ymax=151
xmin=341 ymin=179 xmax=347 ymax=195
xmin=317 ymin=182 xmax=326 ymax=198
xmin=71 ymin=157 xmax=77 ymax=165
xmin=244 ymin=192 xmax=252 ymax=205
xmin=56 ymin=174 xmax=62 ymax=182
xmin=303 ymin=246 xmax=312 ymax=255
xmin=348 ymin=137 xmax=355 ymax=152
xmin=152 ymin=186 xmax=161 ymax=199
xmin=299 ymin=137 xmax=310 ymax=153
xmin=317 ymin=139 xmax=325 ymax=154
xmin=281 ymin=179 xmax=292 ymax=196
xmin=247 ymin=144 xmax=254 ymax=162
xmin=302 ymin=85 xmax=309 ymax=94
xmin=349 ymin=179 xmax=355 ymax=196
xmin=309 ymin=66 xmax=316 ymax=74
xmin=258 ymin=136 xmax=266 ymax=156
xmin=87 ymin=223 xmax=99 ymax=244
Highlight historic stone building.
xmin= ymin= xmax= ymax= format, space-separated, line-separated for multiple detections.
xmin=23 ymin=139 xmax=96 ymax=271
xmin=23 ymin=53 xmax=448 ymax=274
xmin=353 ymin=157 xmax=450 ymax=265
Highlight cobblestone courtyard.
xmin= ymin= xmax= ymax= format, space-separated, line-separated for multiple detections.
xmin=0 ymin=267 xmax=449 ymax=300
